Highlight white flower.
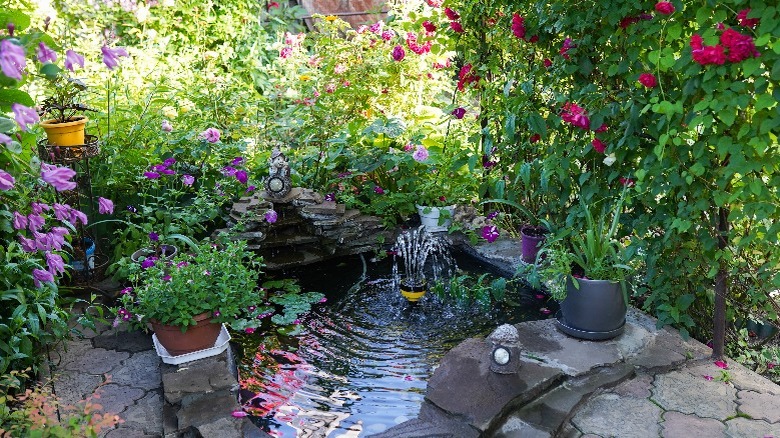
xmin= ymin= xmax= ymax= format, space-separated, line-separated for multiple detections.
xmin=603 ymin=153 xmax=616 ymax=166
xmin=162 ymin=106 xmax=177 ymax=119
xmin=135 ymin=4 xmax=149 ymax=22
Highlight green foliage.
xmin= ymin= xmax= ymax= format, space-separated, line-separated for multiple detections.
xmin=118 ymin=239 xmax=264 ymax=330
xmin=431 ymin=271 xmax=514 ymax=310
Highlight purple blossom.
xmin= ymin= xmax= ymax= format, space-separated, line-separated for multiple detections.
xmin=203 ymin=270 xmax=211 ymax=276
xmin=144 ymin=171 xmax=160 ymax=179
xmin=0 ymin=133 xmax=12 ymax=146
xmin=12 ymin=103 xmax=39 ymax=131
xmin=47 ymin=231 xmax=66 ymax=251
xmin=68 ymin=209 xmax=88 ymax=226
xmin=0 ymin=170 xmax=14 ymax=190
xmin=182 ymin=174 xmax=195 ymax=186
xmin=221 ymin=166 xmax=237 ymax=177
xmin=127 ymin=205 xmax=138 ymax=213
xmin=374 ymin=186 xmax=385 ymax=194
xmin=52 ymin=203 xmax=70 ymax=221
xmin=149 ymin=232 xmax=159 ymax=241
xmin=0 ymin=39 xmax=26 ymax=80
xmin=151 ymin=164 xmax=168 ymax=172
xmin=12 ymin=211 xmax=28 ymax=230
xmin=120 ymin=287 xmax=133 ymax=295
xmin=98 ymin=197 xmax=114 ymax=214
xmin=265 ymin=209 xmax=278 ymax=224
xmin=481 ymin=225 xmax=500 ymax=243
xmin=369 ymin=21 xmax=384 ymax=33
xmin=392 ymin=45 xmax=406 ymax=61
xmin=50 ymin=226 xmax=69 ymax=239
xmin=200 ymin=128 xmax=221 ymax=143
xmin=162 ymin=275 xmax=172 ymax=282
xmin=161 ymin=120 xmax=173 ymax=132
xmin=159 ymin=168 xmax=175 ymax=176
xmin=19 ymin=236 xmax=37 ymax=252
xmin=36 ymin=42 xmax=57 ymax=63
xmin=412 ymin=145 xmax=429 ymax=162
xmin=231 ymin=157 xmax=244 ymax=166
xmin=487 ymin=211 xmax=499 ymax=220
xmin=45 ymin=252 xmax=66 ymax=275
xmin=32 ymin=269 xmax=54 ymax=287
xmin=245 ymin=185 xmax=256 ymax=193
xmin=31 ymin=202 xmax=50 ymax=214
xmin=176 ymin=261 xmax=189 ymax=268
xmin=140 ymin=257 xmax=157 ymax=269
xmin=163 ymin=157 xmax=176 ymax=167
xmin=27 ymin=214 xmax=45 ymax=232
xmin=213 ymin=310 xmax=221 ymax=317
xmin=40 ymin=163 xmax=77 ymax=191
xmin=64 ymin=50 xmax=84 ymax=71
xmin=381 ymin=30 xmax=395 ymax=41
xmin=101 ymin=45 xmax=129 ymax=70
xmin=235 ymin=170 xmax=248 ymax=184
xmin=451 ymin=107 xmax=466 ymax=119
xmin=324 ymin=193 xmax=336 ymax=201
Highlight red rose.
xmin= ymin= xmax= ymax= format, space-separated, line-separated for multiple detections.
xmin=592 ymin=138 xmax=606 ymax=154
xmin=638 ymin=73 xmax=657 ymax=88
xmin=654 ymin=1 xmax=675 ymax=15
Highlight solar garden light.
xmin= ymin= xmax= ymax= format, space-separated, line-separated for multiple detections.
xmin=488 ymin=324 xmax=522 ymax=374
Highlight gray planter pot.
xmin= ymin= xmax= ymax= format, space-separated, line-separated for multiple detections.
xmin=556 ymin=276 xmax=627 ymax=340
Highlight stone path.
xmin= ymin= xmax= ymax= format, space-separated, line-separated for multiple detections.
xmin=373 ymin=309 xmax=780 ymax=438
xmin=45 ymin=322 xmax=164 ymax=438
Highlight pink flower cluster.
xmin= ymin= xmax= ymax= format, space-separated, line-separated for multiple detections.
xmin=560 ymin=38 xmax=575 ymax=60
xmin=444 ymin=8 xmax=463 ymax=33
xmin=457 ymin=63 xmax=480 ymax=91
xmin=561 ymin=102 xmax=590 ymax=130
xmin=511 ymin=14 xmax=526 ymax=40
xmin=736 ymin=9 xmax=759 ymax=28
xmin=406 ymin=32 xmax=432 ymax=55
xmin=691 ymin=27 xmax=759 ymax=66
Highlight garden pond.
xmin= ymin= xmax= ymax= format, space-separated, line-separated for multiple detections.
xmin=235 ymin=250 xmax=556 ymax=437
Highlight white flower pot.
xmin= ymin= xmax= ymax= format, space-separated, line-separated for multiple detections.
xmin=416 ymin=205 xmax=455 ymax=232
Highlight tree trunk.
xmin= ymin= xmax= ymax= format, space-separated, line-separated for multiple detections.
xmin=712 ymin=206 xmax=729 ymax=359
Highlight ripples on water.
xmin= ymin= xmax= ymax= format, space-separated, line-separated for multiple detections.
xmin=240 ymin=254 xmax=552 ymax=437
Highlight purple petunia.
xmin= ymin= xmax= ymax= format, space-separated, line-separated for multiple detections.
xmin=451 ymin=107 xmax=466 ymax=119
xmin=149 ymin=232 xmax=159 ymax=241
xmin=412 ymin=145 xmax=429 ymax=162
xmin=140 ymin=256 xmax=157 ymax=269
xmin=265 ymin=209 xmax=278 ymax=224
xmin=481 ymin=225 xmax=500 ymax=243
xmin=144 ymin=171 xmax=160 ymax=179
xmin=182 ymin=174 xmax=195 ymax=186
xmin=235 ymin=170 xmax=248 ymax=184
xmin=231 ymin=157 xmax=244 ymax=166
xmin=374 ymin=186 xmax=385 ymax=194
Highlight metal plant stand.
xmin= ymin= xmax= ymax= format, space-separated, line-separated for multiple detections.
xmin=38 ymin=135 xmax=109 ymax=285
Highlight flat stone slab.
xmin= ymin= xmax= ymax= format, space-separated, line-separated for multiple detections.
xmin=571 ymin=393 xmax=662 ymax=438
xmin=651 ymin=367 xmax=737 ymax=419
xmin=111 ymin=350 xmax=162 ymax=391
xmin=177 ymin=391 xmax=241 ymax=429
xmin=120 ymin=391 xmax=164 ymax=435
xmin=516 ymin=319 xmax=626 ymax=376
xmin=425 ymin=337 xmax=561 ymax=431
xmin=724 ymin=417 xmax=780 ymax=437
xmin=737 ymin=390 xmax=780 ymax=423
xmin=660 ymin=411 xmax=726 ymax=437
xmin=511 ymin=363 xmax=634 ymax=434
xmin=93 ymin=328 xmax=154 ymax=353
xmin=162 ymin=353 xmax=236 ymax=404
xmin=60 ymin=347 xmax=130 ymax=374
xmin=93 ymin=383 xmax=146 ymax=415
xmin=50 ymin=370 xmax=103 ymax=407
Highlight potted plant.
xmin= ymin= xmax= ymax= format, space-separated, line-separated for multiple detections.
xmin=528 ymin=187 xmax=638 ymax=340
xmin=116 ymin=239 xmax=264 ymax=355
xmin=38 ymin=73 xmax=95 ymax=147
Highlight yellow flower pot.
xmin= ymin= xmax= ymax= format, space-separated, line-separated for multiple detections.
xmin=40 ymin=117 xmax=88 ymax=146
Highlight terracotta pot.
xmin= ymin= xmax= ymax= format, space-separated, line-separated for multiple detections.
xmin=400 ymin=278 xmax=427 ymax=303
xmin=520 ymin=226 xmax=548 ymax=264
xmin=151 ymin=312 xmax=221 ymax=356
xmin=40 ymin=117 xmax=88 ymax=146
xmin=557 ymin=277 xmax=627 ymax=340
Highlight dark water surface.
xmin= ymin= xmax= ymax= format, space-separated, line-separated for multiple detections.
xmin=242 ymin=253 xmax=553 ymax=437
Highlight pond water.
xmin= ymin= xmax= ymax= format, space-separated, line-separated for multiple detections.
xmin=238 ymin=252 xmax=554 ymax=437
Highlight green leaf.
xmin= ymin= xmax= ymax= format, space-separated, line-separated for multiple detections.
xmin=0 ymin=10 xmax=31 ymax=31
xmin=755 ymin=94 xmax=776 ymax=111
xmin=0 ymin=89 xmax=34 ymax=111
xmin=39 ymin=63 xmax=62 ymax=79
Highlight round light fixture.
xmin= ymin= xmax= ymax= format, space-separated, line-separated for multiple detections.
xmin=492 ymin=346 xmax=511 ymax=366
